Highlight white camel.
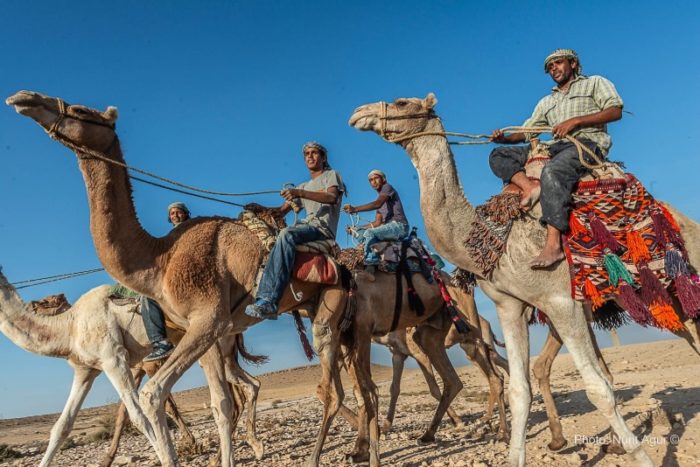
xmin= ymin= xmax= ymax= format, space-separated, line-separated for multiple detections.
xmin=349 ymin=93 xmax=700 ymax=466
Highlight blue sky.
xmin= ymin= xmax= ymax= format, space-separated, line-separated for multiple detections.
xmin=0 ymin=1 xmax=698 ymax=418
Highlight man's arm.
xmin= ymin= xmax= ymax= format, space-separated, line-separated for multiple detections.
xmin=552 ymin=106 xmax=622 ymax=139
xmin=361 ymin=212 xmax=383 ymax=229
xmin=343 ymin=194 xmax=390 ymax=214
xmin=282 ymin=186 xmax=339 ymax=205
xmin=491 ymin=129 xmax=527 ymax=144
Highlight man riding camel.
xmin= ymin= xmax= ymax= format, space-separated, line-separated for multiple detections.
xmin=141 ymin=202 xmax=191 ymax=361
xmin=245 ymin=141 xmax=346 ymax=320
xmin=488 ymin=48 xmax=624 ymax=269
xmin=343 ymin=169 xmax=409 ymax=274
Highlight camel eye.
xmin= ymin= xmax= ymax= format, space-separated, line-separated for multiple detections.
xmin=73 ymin=108 xmax=87 ymax=115
xmin=395 ymin=100 xmax=408 ymax=107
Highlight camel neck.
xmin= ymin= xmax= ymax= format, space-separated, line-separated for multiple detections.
xmin=403 ymin=120 xmax=481 ymax=274
xmin=77 ymin=139 xmax=163 ymax=296
xmin=0 ymin=274 xmax=71 ymax=357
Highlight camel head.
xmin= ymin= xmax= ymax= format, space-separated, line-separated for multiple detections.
xmin=6 ymin=90 xmax=119 ymax=154
xmin=348 ymin=93 xmax=439 ymax=143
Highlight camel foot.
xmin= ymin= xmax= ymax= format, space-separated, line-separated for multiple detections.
xmin=529 ymin=249 xmax=565 ymax=269
xmin=496 ymin=430 xmax=510 ymax=444
xmin=602 ymin=442 xmax=626 ymax=455
xmin=519 ymin=183 xmax=541 ymax=211
xmin=417 ymin=432 xmax=436 ymax=444
xmin=381 ymin=420 xmax=393 ymax=434
xmin=250 ymin=440 xmax=265 ymax=460
xmin=547 ymin=438 xmax=568 ymax=452
xmin=346 ymin=450 xmax=370 ymax=463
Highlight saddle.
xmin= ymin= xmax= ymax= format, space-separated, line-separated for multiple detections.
xmin=28 ymin=293 xmax=71 ymax=316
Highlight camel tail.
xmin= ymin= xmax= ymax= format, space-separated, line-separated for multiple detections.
xmin=292 ymin=310 xmax=316 ymax=361
xmin=234 ymin=333 xmax=269 ymax=366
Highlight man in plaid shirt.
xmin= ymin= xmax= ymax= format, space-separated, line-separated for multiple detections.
xmin=489 ymin=49 xmax=624 ymax=269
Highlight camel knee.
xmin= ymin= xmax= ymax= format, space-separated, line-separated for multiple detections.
xmin=584 ymin=384 xmax=616 ymax=417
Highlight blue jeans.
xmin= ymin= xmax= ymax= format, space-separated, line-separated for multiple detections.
xmin=256 ymin=223 xmax=327 ymax=305
xmin=140 ymin=295 xmax=167 ymax=344
xmin=357 ymin=221 xmax=410 ymax=264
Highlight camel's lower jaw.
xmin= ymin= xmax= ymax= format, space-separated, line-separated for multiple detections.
xmin=348 ymin=113 xmax=376 ymax=131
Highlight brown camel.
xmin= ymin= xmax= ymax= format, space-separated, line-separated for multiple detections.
xmin=102 ymin=332 xmax=266 ymax=466
xmin=349 ymin=93 xmax=700 ymax=466
xmin=341 ymin=266 xmax=506 ymax=463
xmin=6 ymin=90 xmax=358 ymax=467
xmin=373 ymin=282 xmax=509 ymax=434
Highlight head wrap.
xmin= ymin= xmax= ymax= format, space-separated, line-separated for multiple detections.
xmin=367 ymin=169 xmax=386 ymax=181
xmin=302 ymin=141 xmax=330 ymax=169
xmin=167 ymin=202 xmax=190 ymax=224
xmin=543 ymin=48 xmax=582 ymax=74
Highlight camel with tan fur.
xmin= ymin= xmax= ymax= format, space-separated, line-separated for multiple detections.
xmin=338 ymin=266 xmax=507 ymax=463
xmin=6 ymin=90 xmax=361 ymax=467
xmin=349 ymin=93 xmax=700 ymax=466
xmin=372 ymin=283 xmax=508 ymax=434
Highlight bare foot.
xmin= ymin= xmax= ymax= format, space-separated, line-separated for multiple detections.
xmin=519 ymin=183 xmax=541 ymax=211
xmin=529 ymin=248 xmax=565 ymax=269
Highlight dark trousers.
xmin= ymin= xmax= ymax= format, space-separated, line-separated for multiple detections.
xmin=489 ymin=140 xmax=602 ymax=231
xmin=140 ymin=295 xmax=167 ymax=344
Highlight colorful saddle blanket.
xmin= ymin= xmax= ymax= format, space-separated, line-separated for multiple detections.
xmin=337 ymin=237 xmax=433 ymax=277
xmin=565 ymin=174 xmax=700 ymax=331
xmin=293 ymin=252 xmax=339 ymax=285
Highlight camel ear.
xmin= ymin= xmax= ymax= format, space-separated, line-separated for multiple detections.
xmin=103 ymin=106 xmax=119 ymax=123
xmin=424 ymin=93 xmax=438 ymax=110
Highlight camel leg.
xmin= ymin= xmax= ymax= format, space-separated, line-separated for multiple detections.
xmin=545 ymin=300 xmax=653 ymax=466
xmin=100 ymin=352 xmax=169 ymax=464
xmin=532 ymin=327 xmax=567 ymax=452
xmin=307 ymin=292 xmax=345 ymax=467
xmin=164 ymin=394 xmax=196 ymax=450
xmin=225 ymin=355 xmax=264 ymax=460
xmin=411 ymin=325 xmax=464 ymax=443
xmin=39 ymin=366 xmax=100 ymax=467
xmin=345 ymin=337 xmax=381 ymax=466
xmin=382 ymin=350 xmax=408 ymax=433
xmin=482 ymin=286 xmax=530 ymax=467
xmin=461 ymin=341 xmax=509 ymax=440
xmin=140 ymin=309 xmax=233 ymax=467
xmin=198 ymin=343 xmax=235 ymax=467
xmin=407 ymin=330 xmax=464 ymax=429
xmin=100 ymin=368 xmax=147 ymax=467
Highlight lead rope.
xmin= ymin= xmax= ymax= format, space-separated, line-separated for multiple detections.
xmin=377 ymin=101 xmax=605 ymax=170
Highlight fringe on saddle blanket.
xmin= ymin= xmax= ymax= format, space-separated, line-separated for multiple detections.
xmin=463 ymin=192 xmax=522 ymax=276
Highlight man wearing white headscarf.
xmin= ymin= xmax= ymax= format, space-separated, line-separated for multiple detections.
xmin=245 ymin=141 xmax=346 ymax=320
xmin=344 ymin=169 xmax=409 ymax=272
xmin=141 ymin=202 xmax=191 ymax=361
xmin=488 ymin=49 xmax=623 ymax=269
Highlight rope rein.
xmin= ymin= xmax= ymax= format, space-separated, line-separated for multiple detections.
xmin=5 ymin=268 xmax=105 ymax=290
xmin=45 ymin=99 xmax=281 ymax=198
xmin=378 ymin=102 xmax=605 ymax=169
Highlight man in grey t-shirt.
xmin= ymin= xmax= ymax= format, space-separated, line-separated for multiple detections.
xmin=245 ymin=141 xmax=345 ymax=320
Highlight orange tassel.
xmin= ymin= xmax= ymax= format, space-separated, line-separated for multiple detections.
xmin=569 ymin=212 xmax=587 ymax=238
xmin=625 ymin=229 xmax=651 ymax=264
xmin=649 ymin=301 xmax=684 ymax=331
xmin=659 ymin=204 xmax=681 ymax=232
xmin=584 ymin=278 xmax=605 ymax=310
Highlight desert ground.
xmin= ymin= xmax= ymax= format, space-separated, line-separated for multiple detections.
xmin=0 ymin=338 xmax=698 ymax=466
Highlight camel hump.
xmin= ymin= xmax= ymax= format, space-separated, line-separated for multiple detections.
xmin=29 ymin=293 xmax=71 ymax=316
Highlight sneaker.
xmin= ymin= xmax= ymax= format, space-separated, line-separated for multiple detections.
xmin=244 ymin=299 xmax=279 ymax=320
xmin=143 ymin=341 xmax=174 ymax=362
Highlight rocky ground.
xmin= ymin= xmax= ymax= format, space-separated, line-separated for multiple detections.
xmin=1 ymin=339 xmax=699 ymax=466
